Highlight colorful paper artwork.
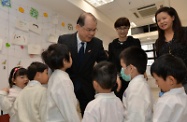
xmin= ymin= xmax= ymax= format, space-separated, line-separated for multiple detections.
xmin=1 ymin=0 xmax=11 ymax=7
xmin=48 ymin=34 xmax=58 ymax=43
xmin=5 ymin=43 xmax=10 ymax=48
xmin=19 ymin=7 xmax=24 ymax=13
xmin=68 ymin=24 xmax=73 ymax=30
xmin=28 ymin=44 xmax=41 ymax=54
xmin=0 ymin=38 xmax=3 ymax=51
xmin=15 ymin=19 xmax=29 ymax=31
xmin=29 ymin=23 xmax=41 ymax=34
xmin=61 ymin=22 xmax=65 ymax=27
xmin=12 ymin=34 xmax=28 ymax=46
xmin=20 ymin=45 xmax=24 ymax=49
xmin=30 ymin=7 xmax=39 ymax=19
xmin=2 ymin=60 xmax=6 ymax=64
xmin=43 ymin=12 xmax=48 ymax=17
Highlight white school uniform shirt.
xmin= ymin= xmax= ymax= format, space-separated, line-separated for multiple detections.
xmin=82 ymin=92 xmax=125 ymax=122
xmin=123 ymin=74 xmax=153 ymax=122
xmin=46 ymin=69 xmax=81 ymax=122
xmin=0 ymin=85 xmax=22 ymax=122
xmin=14 ymin=80 xmax=47 ymax=122
xmin=153 ymin=87 xmax=187 ymax=122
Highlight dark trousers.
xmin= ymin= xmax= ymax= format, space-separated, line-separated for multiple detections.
xmin=75 ymin=88 xmax=94 ymax=116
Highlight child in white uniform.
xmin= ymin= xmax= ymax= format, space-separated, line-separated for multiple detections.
xmin=82 ymin=61 xmax=125 ymax=122
xmin=151 ymin=54 xmax=187 ymax=122
xmin=14 ymin=62 xmax=49 ymax=122
xmin=120 ymin=46 xmax=153 ymax=122
xmin=0 ymin=67 xmax=28 ymax=122
xmin=42 ymin=44 xmax=81 ymax=122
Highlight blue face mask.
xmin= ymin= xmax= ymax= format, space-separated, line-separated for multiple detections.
xmin=120 ymin=67 xmax=131 ymax=81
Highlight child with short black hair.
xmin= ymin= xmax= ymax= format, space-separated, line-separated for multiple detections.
xmin=120 ymin=46 xmax=153 ymax=122
xmin=82 ymin=61 xmax=125 ymax=122
xmin=151 ymin=54 xmax=187 ymax=122
xmin=42 ymin=44 xmax=81 ymax=122
xmin=14 ymin=62 xmax=49 ymax=122
xmin=0 ymin=66 xmax=28 ymax=122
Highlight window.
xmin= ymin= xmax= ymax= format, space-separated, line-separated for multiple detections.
xmin=141 ymin=44 xmax=156 ymax=65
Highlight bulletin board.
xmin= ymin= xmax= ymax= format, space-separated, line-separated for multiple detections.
xmin=0 ymin=0 xmax=76 ymax=89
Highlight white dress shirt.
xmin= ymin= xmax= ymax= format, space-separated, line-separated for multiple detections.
xmin=46 ymin=69 xmax=81 ymax=122
xmin=82 ymin=92 xmax=125 ymax=122
xmin=123 ymin=74 xmax=153 ymax=122
xmin=153 ymin=87 xmax=187 ymax=122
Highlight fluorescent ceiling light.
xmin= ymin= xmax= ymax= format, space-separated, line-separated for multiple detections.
xmin=84 ymin=0 xmax=114 ymax=7
xmin=130 ymin=22 xmax=137 ymax=28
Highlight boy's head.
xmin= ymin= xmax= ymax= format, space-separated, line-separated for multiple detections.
xmin=151 ymin=54 xmax=187 ymax=92
xmin=120 ymin=46 xmax=147 ymax=80
xmin=41 ymin=44 xmax=72 ymax=71
xmin=92 ymin=61 xmax=117 ymax=92
xmin=27 ymin=62 xmax=49 ymax=84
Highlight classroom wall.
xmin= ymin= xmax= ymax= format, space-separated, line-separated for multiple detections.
xmin=0 ymin=0 xmax=78 ymax=89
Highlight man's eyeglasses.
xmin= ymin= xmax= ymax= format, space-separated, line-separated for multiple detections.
xmin=82 ymin=26 xmax=98 ymax=33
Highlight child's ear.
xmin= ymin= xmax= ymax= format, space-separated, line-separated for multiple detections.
xmin=63 ymin=59 xmax=67 ymax=65
xmin=35 ymin=72 xmax=41 ymax=79
xmin=93 ymin=80 xmax=99 ymax=89
xmin=167 ymin=75 xmax=177 ymax=86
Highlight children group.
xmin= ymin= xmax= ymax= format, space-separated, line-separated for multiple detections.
xmin=0 ymin=43 xmax=187 ymax=122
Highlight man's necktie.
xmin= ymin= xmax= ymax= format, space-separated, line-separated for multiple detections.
xmin=78 ymin=42 xmax=85 ymax=64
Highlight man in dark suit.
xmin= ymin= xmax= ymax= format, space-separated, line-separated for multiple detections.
xmin=58 ymin=12 xmax=107 ymax=115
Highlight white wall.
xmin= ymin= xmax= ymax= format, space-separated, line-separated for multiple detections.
xmin=0 ymin=0 xmax=77 ymax=89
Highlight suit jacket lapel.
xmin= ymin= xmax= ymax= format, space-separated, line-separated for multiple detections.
xmin=70 ymin=33 xmax=79 ymax=66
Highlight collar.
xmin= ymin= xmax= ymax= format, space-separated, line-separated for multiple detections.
xmin=27 ymin=80 xmax=41 ymax=86
xmin=76 ymin=33 xmax=82 ymax=44
xmin=164 ymin=87 xmax=185 ymax=96
xmin=94 ymin=92 xmax=116 ymax=99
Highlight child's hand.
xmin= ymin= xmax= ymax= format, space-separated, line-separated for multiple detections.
xmin=2 ymin=88 xmax=9 ymax=93
xmin=116 ymin=76 xmax=121 ymax=92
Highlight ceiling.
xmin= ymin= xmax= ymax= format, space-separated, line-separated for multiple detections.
xmin=29 ymin=0 xmax=187 ymax=43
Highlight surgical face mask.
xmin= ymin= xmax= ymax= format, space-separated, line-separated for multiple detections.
xmin=120 ymin=67 xmax=131 ymax=81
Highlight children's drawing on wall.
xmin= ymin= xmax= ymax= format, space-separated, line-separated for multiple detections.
xmin=2 ymin=59 xmax=6 ymax=69
xmin=48 ymin=34 xmax=58 ymax=43
xmin=5 ymin=42 xmax=10 ymax=48
xmin=18 ymin=7 xmax=24 ymax=13
xmin=30 ymin=7 xmax=39 ymax=19
xmin=12 ymin=33 xmax=28 ymax=46
xmin=43 ymin=12 xmax=48 ymax=18
xmin=1 ymin=0 xmax=11 ymax=7
xmin=61 ymin=22 xmax=65 ymax=27
xmin=28 ymin=44 xmax=41 ymax=55
xmin=0 ymin=38 xmax=3 ymax=51
xmin=29 ymin=23 xmax=41 ymax=34
xmin=15 ymin=19 xmax=29 ymax=32
xmin=68 ymin=23 xmax=73 ymax=31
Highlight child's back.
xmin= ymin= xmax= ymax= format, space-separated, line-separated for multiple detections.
xmin=82 ymin=61 xmax=125 ymax=122
xmin=83 ymin=92 xmax=124 ymax=122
